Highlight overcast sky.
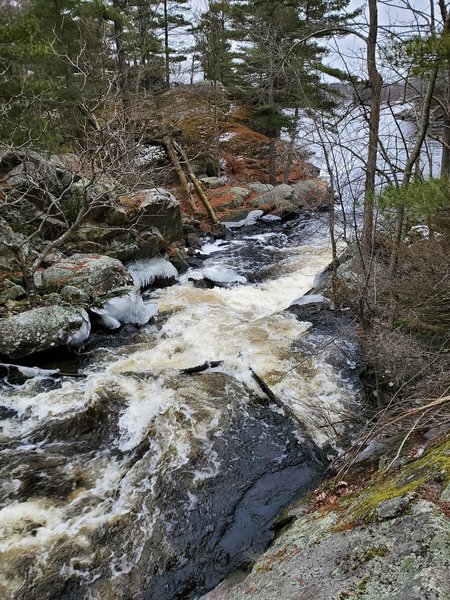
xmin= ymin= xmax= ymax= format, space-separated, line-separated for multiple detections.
xmin=327 ymin=0 xmax=443 ymax=79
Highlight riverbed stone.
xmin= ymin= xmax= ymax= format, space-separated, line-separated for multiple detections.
xmin=199 ymin=176 xmax=226 ymax=189
xmin=114 ymin=188 xmax=183 ymax=244
xmin=290 ymin=179 xmax=330 ymax=209
xmin=0 ymin=305 xmax=90 ymax=358
xmin=248 ymin=182 xmax=274 ymax=193
xmin=39 ymin=254 xmax=133 ymax=302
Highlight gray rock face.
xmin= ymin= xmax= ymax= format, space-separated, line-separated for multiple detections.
xmin=377 ymin=494 xmax=415 ymax=520
xmin=199 ymin=176 xmax=226 ymax=189
xmin=248 ymin=182 xmax=274 ymax=193
xmin=0 ymin=306 xmax=90 ymax=358
xmin=205 ymin=501 xmax=450 ymax=600
xmin=258 ymin=183 xmax=294 ymax=202
xmin=40 ymin=254 xmax=133 ymax=302
xmin=291 ymin=179 xmax=330 ymax=208
xmin=114 ymin=188 xmax=183 ymax=244
xmin=248 ymin=180 xmax=330 ymax=214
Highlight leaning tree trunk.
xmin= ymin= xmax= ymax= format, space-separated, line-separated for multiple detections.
xmin=361 ymin=0 xmax=383 ymax=259
xmin=163 ymin=136 xmax=198 ymax=216
xmin=173 ymin=141 xmax=218 ymax=224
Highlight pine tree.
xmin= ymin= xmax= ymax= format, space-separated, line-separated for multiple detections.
xmin=157 ymin=0 xmax=190 ymax=88
xmin=233 ymin=0 xmax=356 ymax=183
xmin=193 ymin=1 xmax=238 ymax=87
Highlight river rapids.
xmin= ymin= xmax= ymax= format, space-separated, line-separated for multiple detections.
xmin=0 ymin=214 xmax=361 ymax=599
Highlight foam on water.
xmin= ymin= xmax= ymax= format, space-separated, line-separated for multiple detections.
xmin=0 ymin=216 xmax=358 ymax=598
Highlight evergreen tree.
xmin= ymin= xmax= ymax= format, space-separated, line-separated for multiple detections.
xmin=193 ymin=0 xmax=238 ymax=87
xmin=157 ymin=0 xmax=190 ymax=87
xmin=233 ymin=0 xmax=356 ymax=183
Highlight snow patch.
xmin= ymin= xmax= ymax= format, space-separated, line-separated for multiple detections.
xmin=219 ymin=131 xmax=235 ymax=142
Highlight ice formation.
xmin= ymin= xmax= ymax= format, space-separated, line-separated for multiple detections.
xmin=127 ymin=257 xmax=178 ymax=289
xmin=92 ymin=291 xmax=158 ymax=329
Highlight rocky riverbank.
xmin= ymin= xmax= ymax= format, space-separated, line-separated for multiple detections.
xmin=0 ymin=144 xmax=329 ymax=360
xmin=204 ymin=428 xmax=450 ymax=600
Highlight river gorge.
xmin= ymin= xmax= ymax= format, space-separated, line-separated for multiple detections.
xmin=0 ymin=213 xmax=362 ymax=599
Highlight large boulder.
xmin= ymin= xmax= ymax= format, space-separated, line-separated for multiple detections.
xmin=0 ymin=305 xmax=90 ymax=358
xmin=113 ymin=188 xmax=183 ymax=244
xmin=249 ymin=180 xmax=330 ymax=214
xmin=39 ymin=254 xmax=133 ymax=302
xmin=249 ymin=183 xmax=294 ymax=212
xmin=291 ymin=179 xmax=330 ymax=209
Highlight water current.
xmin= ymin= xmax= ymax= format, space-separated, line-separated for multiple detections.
xmin=0 ymin=214 xmax=361 ymax=599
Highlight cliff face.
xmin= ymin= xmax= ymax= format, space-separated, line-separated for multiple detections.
xmin=204 ymin=432 xmax=450 ymax=600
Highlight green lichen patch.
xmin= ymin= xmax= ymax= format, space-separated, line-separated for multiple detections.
xmin=335 ymin=435 xmax=450 ymax=527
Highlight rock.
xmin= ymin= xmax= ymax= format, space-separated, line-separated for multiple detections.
xmin=0 ymin=363 xmax=60 ymax=385
xmin=377 ymin=494 xmax=415 ymax=520
xmin=287 ymin=294 xmax=329 ymax=321
xmin=199 ymin=176 xmax=226 ymax=189
xmin=206 ymin=501 xmax=450 ymax=600
xmin=73 ymin=224 xmax=164 ymax=262
xmin=39 ymin=254 xmax=133 ymax=302
xmin=0 ymin=149 xmax=74 ymax=198
xmin=248 ymin=182 xmax=274 ymax=193
xmin=439 ymin=483 xmax=450 ymax=502
xmin=0 ymin=306 xmax=91 ymax=358
xmin=0 ymin=219 xmax=29 ymax=272
xmin=223 ymin=210 xmax=264 ymax=229
xmin=249 ymin=183 xmax=294 ymax=212
xmin=202 ymin=266 xmax=247 ymax=286
xmin=114 ymin=188 xmax=182 ymax=243
xmin=291 ymin=179 xmax=330 ymax=209
xmin=228 ymin=187 xmax=251 ymax=203
xmin=60 ymin=285 xmax=90 ymax=304
xmin=0 ymin=281 xmax=26 ymax=303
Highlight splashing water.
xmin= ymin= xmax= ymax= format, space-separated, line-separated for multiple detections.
xmin=0 ymin=215 xmax=360 ymax=599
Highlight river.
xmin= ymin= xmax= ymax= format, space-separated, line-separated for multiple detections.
xmin=0 ymin=214 xmax=362 ymax=599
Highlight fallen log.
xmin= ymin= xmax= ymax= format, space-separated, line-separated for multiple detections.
xmin=181 ymin=360 xmax=223 ymax=374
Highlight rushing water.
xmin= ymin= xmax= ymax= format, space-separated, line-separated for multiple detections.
xmin=292 ymin=103 xmax=443 ymax=206
xmin=0 ymin=215 xmax=361 ymax=599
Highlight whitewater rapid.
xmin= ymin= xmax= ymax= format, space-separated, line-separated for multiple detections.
xmin=0 ymin=215 xmax=360 ymax=599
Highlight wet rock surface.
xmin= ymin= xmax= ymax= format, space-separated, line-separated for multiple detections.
xmin=205 ymin=500 xmax=450 ymax=600
xmin=0 ymin=305 xmax=90 ymax=358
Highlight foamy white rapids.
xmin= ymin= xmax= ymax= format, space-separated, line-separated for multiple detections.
xmin=0 ymin=218 xmax=357 ymax=597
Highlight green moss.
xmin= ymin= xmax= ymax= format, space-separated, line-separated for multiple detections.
xmin=361 ymin=545 xmax=389 ymax=562
xmin=357 ymin=577 xmax=368 ymax=591
xmin=335 ymin=435 xmax=450 ymax=527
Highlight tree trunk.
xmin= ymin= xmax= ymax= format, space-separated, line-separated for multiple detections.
xmin=388 ymin=65 xmax=440 ymax=325
xmin=362 ymin=0 xmax=383 ymax=257
xmin=173 ymin=141 xmax=219 ymax=223
xmin=164 ymin=0 xmax=170 ymax=89
xmin=440 ymin=67 xmax=450 ymax=179
xmin=283 ymin=107 xmax=299 ymax=184
xmin=268 ymin=137 xmax=277 ymax=186
xmin=163 ymin=136 xmax=198 ymax=216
